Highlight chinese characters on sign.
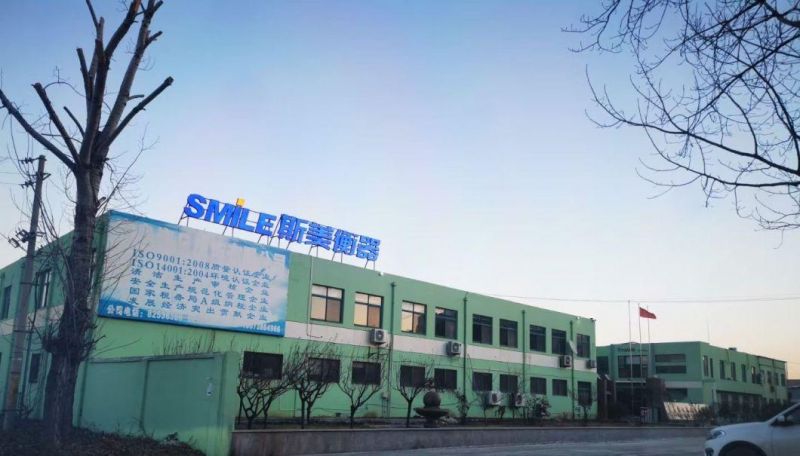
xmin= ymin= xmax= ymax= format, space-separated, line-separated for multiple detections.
xmin=99 ymin=212 xmax=290 ymax=336
xmin=182 ymin=194 xmax=381 ymax=262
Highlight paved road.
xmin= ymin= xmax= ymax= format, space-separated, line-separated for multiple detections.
xmin=315 ymin=437 xmax=705 ymax=456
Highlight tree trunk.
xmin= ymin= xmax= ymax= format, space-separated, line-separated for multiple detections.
xmin=42 ymin=168 xmax=99 ymax=444
xmin=305 ymin=402 xmax=313 ymax=427
xmin=405 ymin=401 xmax=412 ymax=428
xmin=350 ymin=406 xmax=356 ymax=429
xmin=299 ymin=399 xmax=305 ymax=429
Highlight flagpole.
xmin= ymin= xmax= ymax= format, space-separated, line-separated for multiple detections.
xmin=638 ymin=303 xmax=644 ymax=415
xmin=628 ymin=300 xmax=633 ymax=415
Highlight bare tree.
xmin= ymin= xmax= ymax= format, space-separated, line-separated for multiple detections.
xmin=0 ymin=0 xmax=172 ymax=443
xmin=394 ymin=362 xmax=433 ymax=428
xmin=572 ymin=0 xmax=800 ymax=231
xmin=286 ymin=343 xmax=340 ymax=429
xmin=337 ymin=354 xmax=383 ymax=428
xmin=236 ymin=364 xmax=294 ymax=429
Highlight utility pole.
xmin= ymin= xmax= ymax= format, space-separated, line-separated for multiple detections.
xmin=2 ymin=155 xmax=46 ymax=431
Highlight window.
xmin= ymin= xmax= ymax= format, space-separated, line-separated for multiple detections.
xmin=767 ymin=371 xmax=773 ymax=385
xmin=530 ymin=377 xmax=547 ymax=395
xmin=751 ymin=366 xmax=757 ymax=383
xmin=472 ymin=372 xmax=492 ymax=391
xmin=309 ymin=358 xmax=340 ymax=383
xmin=242 ymin=352 xmax=282 ymax=379
xmin=655 ymin=354 xmax=686 ymax=363
xmin=731 ymin=363 xmax=737 ymax=381
xmin=720 ymin=360 xmax=726 ymax=380
xmin=551 ymin=329 xmax=567 ymax=355
xmin=666 ymin=388 xmax=688 ymax=402
xmin=552 ymin=379 xmax=567 ymax=396
xmin=597 ymin=356 xmax=609 ymax=375
xmin=310 ymin=285 xmax=343 ymax=323
xmin=400 ymin=365 xmax=426 ymax=387
xmin=741 ymin=365 xmax=747 ymax=383
xmin=354 ymin=293 xmax=382 ymax=328
xmin=472 ymin=314 xmax=492 ymax=344
xmin=617 ymin=355 xmax=648 ymax=378
xmin=401 ymin=302 xmax=427 ymax=334
xmin=703 ymin=356 xmax=709 ymax=377
xmin=781 ymin=373 xmax=786 ymax=387
xmin=28 ymin=353 xmax=41 ymax=384
xmin=577 ymin=381 xmax=592 ymax=406
xmin=655 ymin=365 xmax=686 ymax=374
xmin=529 ymin=325 xmax=546 ymax=352
xmin=500 ymin=374 xmax=518 ymax=394
xmin=352 ymin=361 xmax=381 ymax=385
xmin=434 ymin=368 xmax=457 ymax=390
xmin=710 ymin=358 xmax=714 ymax=378
xmin=576 ymin=334 xmax=590 ymax=358
xmin=499 ymin=319 xmax=518 ymax=348
xmin=1 ymin=285 xmax=11 ymax=320
xmin=434 ymin=307 xmax=458 ymax=339
xmin=35 ymin=269 xmax=51 ymax=309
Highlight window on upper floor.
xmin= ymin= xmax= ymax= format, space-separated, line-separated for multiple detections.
xmin=551 ymin=329 xmax=567 ymax=355
xmin=731 ymin=362 xmax=737 ymax=381
xmin=720 ymin=360 xmax=726 ymax=380
xmin=310 ymin=284 xmax=343 ymax=323
xmin=472 ymin=372 xmax=492 ymax=391
xmin=529 ymin=325 xmax=546 ymax=352
xmin=781 ymin=374 xmax=786 ymax=387
xmin=576 ymin=334 xmax=590 ymax=358
xmin=552 ymin=379 xmax=567 ymax=396
xmin=354 ymin=292 xmax=383 ymax=328
xmin=35 ymin=269 xmax=51 ymax=309
xmin=472 ymin=314 xmax=492 ymax=345
xmin=434 ymin=368 xmax=457 ymax=390
xmin=352 ymin=361 xmax=381 ymax=385
xmin=242 ymin=352 xmax=283 ymax=379
xmin=499 ymin=319 xmax=518 ymax=348
xmin=1 ymin=285 xmax=11 ymax=319
xmin=655 ymin=365 xmax=686 ymax=374
xmin=401 ymin=302 xmax=427 ymax=334
xmin=434 ymin=307 xmax=458 ymax=339
xmin=710 ymin=358 xmax=714 ymax=378
xmin=703 ymin=356 xmax=710 ymax=377
xmin=655 ymin=354 xmax=686 ymax=363
xmin=618 ymin=355 xmax=649 ymax=378
xmin=500 ymin=374 xmax=518 ymax=394
xmin=741 ymin=364 xmax=747 ymax=383
xmin=530 ymin=377 xmax=547 ymax=395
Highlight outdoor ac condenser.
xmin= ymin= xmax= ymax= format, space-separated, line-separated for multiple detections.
xmin=485 ymin=391 xmax=503 ymax=406
xmin=586 ymin=359 xmax=597 ymax=369
xmin=559 ymin=355 xmax=573 ymax=368
xmin=369 ymin=328 xmax=387 ymax=345
xmin=512 ymin=392 xmax=526 ymax=407
xmin=446 ymin=341 xmax=462 ymax=356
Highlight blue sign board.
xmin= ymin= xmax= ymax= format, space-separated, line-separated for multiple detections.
xmin=183 ymin=193 xmax=381 ymax=261
xmin=99 ymin=212 xmax=290 ymax=336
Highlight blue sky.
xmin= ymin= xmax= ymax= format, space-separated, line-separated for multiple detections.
xmin=1 ymin=1 xmax=798 ymax=376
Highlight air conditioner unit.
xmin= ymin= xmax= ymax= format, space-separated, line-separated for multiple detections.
xmin=511 ymin=392 xmax=526 ymax=407
xmin=369 ymin=328 xmax=387 ymax=345
xmin=559 ymin=355 xmax=573 ymax=368
xmin=586 ymin=359 xmax=597 ymax=369
xmin=446 ymin=341 xmax=462 ymax=356
xmin=485 ymin=391 xmax=503 ymax=406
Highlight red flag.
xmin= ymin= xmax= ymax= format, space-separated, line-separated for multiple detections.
xmin=639 ymin=307 xmax=656 ymax=319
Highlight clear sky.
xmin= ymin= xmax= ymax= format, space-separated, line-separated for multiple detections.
xmin=1 ymin=1 xmax=798 ymax=377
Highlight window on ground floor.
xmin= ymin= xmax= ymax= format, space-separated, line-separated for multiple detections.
xmin=434 ymin=368 xmax=457 ymax=390
xmin=531 ymin=377 xmax=547 ymax=395
xmin=499 ymin=374 xmax=518 ymax=394
xmin=552 ymin=379 xmax=567 ymax=396
xmin=577 ymin=381 xmax=592 ymax=406
xmin=242 ymin=352 xmax=283 ymax=379
xmin=352 ymin=361 xmax=381 ymax=385
xmin=309 ymin=358 xmax=340 ymax=383
xmin=400 ymin=365 xmax=427 ymax=388
xmin=472 ymin=372 xmax=492 ymax=391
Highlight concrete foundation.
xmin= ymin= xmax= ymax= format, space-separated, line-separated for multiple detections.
xmin=231 ymin=426 xmax=710 ymax=456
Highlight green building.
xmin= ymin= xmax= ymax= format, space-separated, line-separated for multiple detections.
xmin=0 ymin=211 xmax=597 ymax=453
xmin=597 ymin=342 xmax=789 ymax=413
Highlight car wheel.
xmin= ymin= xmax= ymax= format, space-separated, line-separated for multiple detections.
xmin=723 ymin=444 xmax=763 ymax=456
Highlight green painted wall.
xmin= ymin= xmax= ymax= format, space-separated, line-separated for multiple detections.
xmin=598 ymin=342 xmax=789 ymax=407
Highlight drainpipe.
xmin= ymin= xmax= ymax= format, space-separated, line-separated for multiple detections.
xmin=570 ymin=319 xmax=575 ymax=420
xmin=387 ymin=281 xmax=396 ymax=419
xmin=462 ymin=294 xmax=468 ymax=396
xmin=521 ymin=309 xmax=527 ymax=396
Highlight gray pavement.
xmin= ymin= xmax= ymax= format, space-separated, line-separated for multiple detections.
xmin=312 ymin=437 xmax=705 ymax=456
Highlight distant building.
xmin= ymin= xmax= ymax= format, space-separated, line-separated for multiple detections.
xmin=788 ymin=380 xmax=800 ymax=403
xmin=597 ymin=342 xmax=789 ymax=414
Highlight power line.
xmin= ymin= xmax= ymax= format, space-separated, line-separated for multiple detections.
xmin=485 ymin=293 xmax=800 ymax=304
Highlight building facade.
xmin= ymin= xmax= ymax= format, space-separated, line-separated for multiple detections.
xmin=0 ymin=211 xmax=598 ymax=427
xmin=597 ymin=342 xmax=789 ymax=412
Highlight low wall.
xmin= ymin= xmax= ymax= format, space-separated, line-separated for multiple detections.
xmin=232 ymin=426 xmax=709 ymax=456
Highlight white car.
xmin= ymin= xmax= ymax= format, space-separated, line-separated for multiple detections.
xmin=705 ymin=403 xmax=800 ymax=456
